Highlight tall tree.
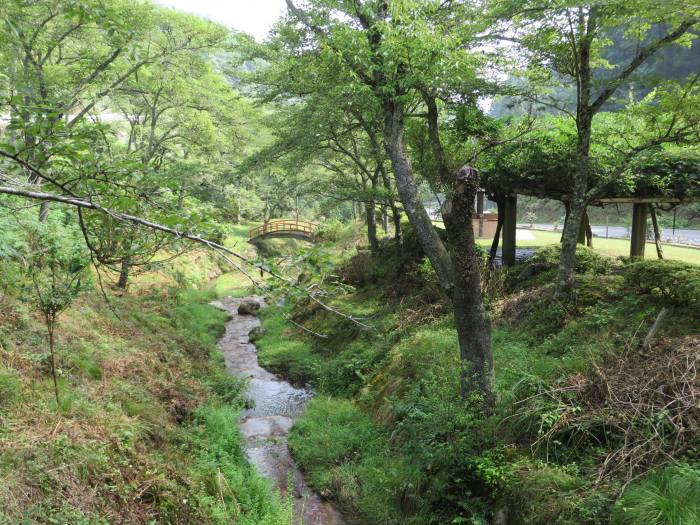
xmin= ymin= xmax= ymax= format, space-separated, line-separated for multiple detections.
xmin=281 ymin=0 xmax=496 ymax=405
xmin=505 ymin=1 xmax=699 ymax=294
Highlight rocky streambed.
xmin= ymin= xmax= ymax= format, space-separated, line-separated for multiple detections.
xmin=213 ymin=296 xmax=344 ymax=525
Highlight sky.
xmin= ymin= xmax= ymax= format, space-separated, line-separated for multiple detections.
xmin=153 ymin=0 xmax=287 ymax=41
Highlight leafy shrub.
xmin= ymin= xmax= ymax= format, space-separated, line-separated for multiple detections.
xmin=314 ymin=218 xmax=347 ymax=242
xmin=506 ymin=245 xmax=613 ymax=290
xmin=338 ymin=251 xmax=377 ymax=286
xmin=611 ymin=463 xmax=700 ymax=525
xmin=623 ymin=259 xmax=700 ymax=310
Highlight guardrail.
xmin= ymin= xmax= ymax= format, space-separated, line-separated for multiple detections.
xmin=248 ymin=219 xmax=319 ymax=240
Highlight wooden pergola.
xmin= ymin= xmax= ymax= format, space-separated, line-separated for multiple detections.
xmin=482 ymin=191 xmax=699 ymax=266
xmin=479 ymin=144 xmax=700 ymax=266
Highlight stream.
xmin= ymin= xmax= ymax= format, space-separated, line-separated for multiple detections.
xmin=213 ymin=296 xmax=345 ymax=525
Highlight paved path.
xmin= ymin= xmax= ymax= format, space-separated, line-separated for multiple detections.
xmin=525 ymin=224 xmax=700 ymax=246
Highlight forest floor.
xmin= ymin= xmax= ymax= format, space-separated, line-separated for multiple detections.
xmin=250 ymin=221 xmax=700 ymax=524
xmin=2 ymin=218 xmax=698 ymax=524
xmin=0 ymin=224 xmax=292 ymax=524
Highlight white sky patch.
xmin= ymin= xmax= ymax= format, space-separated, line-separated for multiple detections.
xmin=153 ymin=0 xmax=287 ymax=41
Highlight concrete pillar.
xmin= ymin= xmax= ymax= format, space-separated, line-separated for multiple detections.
xmin=502 ymin=194 xmax=517 ymax=266
xmin=630 ymin=202 xmax=648 ymax=258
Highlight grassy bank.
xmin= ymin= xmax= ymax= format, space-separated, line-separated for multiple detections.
xmin=0 ymin=222 xmax=291 ymax=523
xmin=254 ymin=224 xmax=700 ymax=524
xmin=476 ymin=228 xmax=700 ymax=264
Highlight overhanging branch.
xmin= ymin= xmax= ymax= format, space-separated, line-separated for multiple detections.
xmin=0 ymin=185 xmax=370 ymax=329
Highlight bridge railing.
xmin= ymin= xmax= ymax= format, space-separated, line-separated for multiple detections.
xmin=248 ymin=219 xmax=319 ymax=240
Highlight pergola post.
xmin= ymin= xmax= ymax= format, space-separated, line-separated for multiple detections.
xmin=577 ymin=211 xmax=593 ymax=247
xmin=577 ymin=212 xmax=587 ymax=245
xmin=630 ymin=202 xmax=648 ymax=258
xmin=502 ymin=194 xmax=517 ymax=266
xmin=476 ymin=190 xmax=485 ymax=237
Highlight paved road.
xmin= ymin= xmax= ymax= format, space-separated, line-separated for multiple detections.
xmin=524 ymin=223 xmax=700 ymax=247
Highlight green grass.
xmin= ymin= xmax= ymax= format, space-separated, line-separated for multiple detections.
xmin=473 ymin=228 xmax=700 ymax=263
xmin=288 ymin=397 xmax=402 ymax=523
xmin=253 ymin=230 xmax=700 ymax=524
xmin=190 ymin=404 xmax=293 ymax=524
xmin=0 ymin=249 xmax=290 ymax=523
xmin=255 ymin=307 xmax=321 ymax=385
xmin=611 ymin=463 xmax=700 ymax=525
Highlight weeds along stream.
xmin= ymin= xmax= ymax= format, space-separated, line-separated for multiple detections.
xmin=213 ymin=295 xmax=345 ymax=525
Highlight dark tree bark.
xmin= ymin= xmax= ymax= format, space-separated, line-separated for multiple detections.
xmin=365 ymin=199 xmax=379 ymax=256
xmin=561 ymin=201 xmax=570 ymax=242
xmin=650 ymin=204 xmax=664 ymax=260
xmin=391 ymin=204 xmax=403 ymax=255
xmin=442 ymin=166 xmax=494 ymax=408
xmin=489 ymin=196 xmax=505 ymax=267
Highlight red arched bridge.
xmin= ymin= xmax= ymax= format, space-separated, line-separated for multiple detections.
xmin=248 ymin=219 xmax=319 ymax=244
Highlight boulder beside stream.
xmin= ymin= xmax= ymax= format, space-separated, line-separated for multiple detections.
xmin=238 ymin=299 xmax=261 ymax=316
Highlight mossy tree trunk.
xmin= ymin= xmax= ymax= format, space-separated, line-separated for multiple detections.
xmin=442 ymin=167 xmax=495 ymax=408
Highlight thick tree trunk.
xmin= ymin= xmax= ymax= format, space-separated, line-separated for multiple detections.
xmin=650 ymin=204 xmax=664 ymax=260
xmin=391 ymin=204 xmax=403 ymax=255
xmin=382 ymin=100 xmax=453 ymax=291
xmin=117 ymin=258 xmax=130 ymax=289
xmin=561 ymin=201 xmax=570 ymax=242
xmin=442 ymin=166 xmax=494 ymax=409
xmin=365 ymin=200 xmax=379 ymax=256
xmin=559 ymin=197 xmax=585 ymax=293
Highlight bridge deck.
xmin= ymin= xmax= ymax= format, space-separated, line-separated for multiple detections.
xmin=248 ymin=219 xmax=318 ymax=242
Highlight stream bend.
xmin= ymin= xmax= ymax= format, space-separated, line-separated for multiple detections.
xmin=213 ymin=296 xmax=345 ymax=525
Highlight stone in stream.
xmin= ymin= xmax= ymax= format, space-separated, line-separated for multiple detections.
xmin=238 ymin=298 xmax=261 ymax=316
xmin=249 ymin=325 xmax=266 ymax=340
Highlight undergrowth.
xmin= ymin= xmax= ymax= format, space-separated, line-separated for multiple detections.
xmin=255 ymin=228 xmax=700 ymax=525
xmin=0 ymin=233 xmax=290 ymax=523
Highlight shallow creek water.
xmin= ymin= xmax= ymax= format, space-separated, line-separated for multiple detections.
xmin=213 ymin=296 xmax=345 ymax=525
